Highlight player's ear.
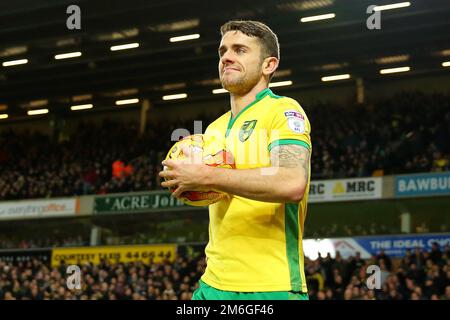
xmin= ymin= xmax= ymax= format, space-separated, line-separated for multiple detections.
xmin=262 ymin=57 xmax=279 ymax=77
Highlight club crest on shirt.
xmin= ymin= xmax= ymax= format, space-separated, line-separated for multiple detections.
xmin=239 ymin=120 xmax=257 ymax=142
xmin=284 ymin=110 xmax=305 ymax=134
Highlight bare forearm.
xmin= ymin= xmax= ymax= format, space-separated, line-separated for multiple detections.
xmin=160 ymin=144 xmax=311 ymax=203
xmin=205 ymin=166 xmax=306 ymax=203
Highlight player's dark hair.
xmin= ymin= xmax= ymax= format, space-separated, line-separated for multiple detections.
xmin=220 ymin=20 xmax=280 ymax=80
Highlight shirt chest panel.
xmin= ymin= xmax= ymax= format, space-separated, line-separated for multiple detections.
xmin=225 ymin=109 xmax=271 ymax=169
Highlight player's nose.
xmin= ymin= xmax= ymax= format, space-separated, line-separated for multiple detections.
xmin=220 ymin=50 xmax=235 ymax=66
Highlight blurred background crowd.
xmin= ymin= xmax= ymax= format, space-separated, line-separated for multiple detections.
xmin=1 ymin=244 xmax=448 ymax=300
xmin=1 ymin=91 xmax=449 ymax=201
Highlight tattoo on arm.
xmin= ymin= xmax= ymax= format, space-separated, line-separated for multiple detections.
xmin=270 ymin=144 xmax=310 ymax=181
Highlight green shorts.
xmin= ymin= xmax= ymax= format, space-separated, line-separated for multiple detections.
xmin=192 ymin=280 xmax=309 ymax=300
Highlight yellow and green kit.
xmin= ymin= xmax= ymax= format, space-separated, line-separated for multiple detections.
xmin=198 ymin=88 xmax=312 ymax=298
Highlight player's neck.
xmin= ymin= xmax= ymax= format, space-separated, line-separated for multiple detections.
xmin=229 ymin=82 xmax=268 ymax=119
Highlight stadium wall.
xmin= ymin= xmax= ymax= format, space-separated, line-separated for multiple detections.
xmin=1 ymin=233 xmax=449 ymax=266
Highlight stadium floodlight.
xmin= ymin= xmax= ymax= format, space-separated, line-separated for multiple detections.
xmin=54 ymin=52 xmax=82 ymax=60
xmin=212 ymin=88 xmax=228 ymax=94
xmin=442 ymin=61 xmax=450 ymax=67
xmin=321 ymin=74 xmax=351 ymax=82
xmin=70 ymin=104 xmax=93 ymax=111
xmin=269 ymin=80 xmax=293 ymax=88
xmin=27 ymin=108 xmax=49 ymax=116
xmin=170 ymin=34 xmax=200 ymax=43
xmin=162 ymin=93 xmax=187 ymax=100
xmin=2 ymin=59 xmax=28 ymax=67
xmin=110 ymin=43 xmax=139 ymax=51
xmin=373 ymin=2 xmax=411 ymax=12
xmin=300 ymin=13 xmax=335 ymax=23
xmin=115 ymin=98 xmax=140 ymax=105
xmin=0 ymin=114 xmax=8 ymax=120
xmin=379 ymin=66 xmax=410 ymax=74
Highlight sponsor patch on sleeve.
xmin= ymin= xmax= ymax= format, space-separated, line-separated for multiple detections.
xmin=284 ymin=111 xmax=304 ymax=120
xmin=284 ymin=110 xmax=305 ymax=134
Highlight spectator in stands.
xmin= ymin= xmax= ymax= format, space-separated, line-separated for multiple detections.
xmin=376 ymin=250 xmax=392 ymax=271
xmin=410 ymin=247 xmax=425 ymax=268
xmin=430 ymin=242 xmax=443 ymax=264
xmin=443 ymin=286 xmax=450 ymax=300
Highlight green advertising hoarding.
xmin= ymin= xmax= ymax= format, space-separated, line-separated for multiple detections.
xmin=93 ymin=191 xmax=188 ymax=214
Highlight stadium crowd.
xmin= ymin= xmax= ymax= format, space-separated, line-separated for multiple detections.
xmin=0 ymin=91 xmax=449 ymax=201
xmin=306 ymin=243 xmax=450 ymax=300
xmin=0 ymin=244 xmax=448 ymax=300
xmin=0 ymin=236 xmax=88 ymax=250
xmin=310 ymin=92 xmax=450 ymax=179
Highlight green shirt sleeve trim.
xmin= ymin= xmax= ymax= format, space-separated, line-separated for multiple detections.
xmin=268 ymin=139 xmax=311 ymax=152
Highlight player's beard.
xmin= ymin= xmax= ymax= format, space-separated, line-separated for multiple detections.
xmin=220 ymin=64 xmax=262 ymax=96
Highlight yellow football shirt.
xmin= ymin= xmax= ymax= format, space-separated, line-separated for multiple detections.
xmin=201 ymin=88 xmax=312 ymax=293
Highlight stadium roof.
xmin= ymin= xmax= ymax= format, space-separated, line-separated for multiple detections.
xmin=0 ymin=0 xmax=449 ymax=117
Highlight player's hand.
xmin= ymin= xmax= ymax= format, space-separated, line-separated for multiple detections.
xmin=159 ymin=146 xmax=212 ymax=198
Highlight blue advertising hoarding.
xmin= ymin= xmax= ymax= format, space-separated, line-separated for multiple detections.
xmin=395 ymin=172 xmax=450 ymax=197
xmin=353 ymin=233 xmax=450 ymax=257
xmin=304 ymin=233 xmax=450 ymax=260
